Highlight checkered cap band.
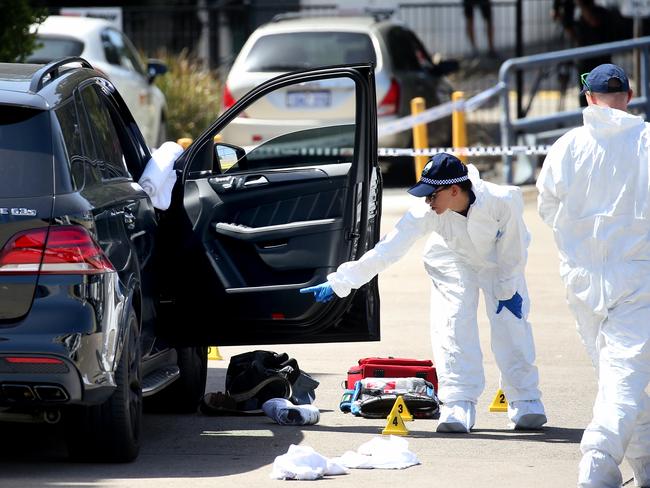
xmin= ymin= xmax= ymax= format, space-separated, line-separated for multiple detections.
xmin=420 ymin=175 xmax=469 ymax=185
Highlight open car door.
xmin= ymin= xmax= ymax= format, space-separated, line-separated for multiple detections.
xmin=157 ymin=65 xmax=381 ymax=345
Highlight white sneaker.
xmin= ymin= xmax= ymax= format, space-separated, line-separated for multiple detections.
xmin=436 ymin=401 xmax=475 ymax=433
xmin=508 ymin=399 xmax=547 ymax=430
xmin=262 ymin=398 xmax=320 ymax=426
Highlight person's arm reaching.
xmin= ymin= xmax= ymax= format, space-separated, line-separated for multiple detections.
xmin=301 ymin=201 xmax=434 ymax=300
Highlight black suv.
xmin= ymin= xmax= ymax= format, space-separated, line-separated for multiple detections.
xmin=0 ymin=58 xmax=381 ymax=461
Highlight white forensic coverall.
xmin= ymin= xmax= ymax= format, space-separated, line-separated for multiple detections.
xmin=329 ymin=165 xmax=541 ymax=407
xmin=537 ymin=105 xmax=650 ymax=488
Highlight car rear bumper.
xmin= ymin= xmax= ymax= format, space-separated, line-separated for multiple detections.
xmin=0 ymin=272 xmax=128 ymax=407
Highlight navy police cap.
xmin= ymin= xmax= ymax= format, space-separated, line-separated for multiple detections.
xmin=581 ymin=63 xmax=630 ymax=94
xmin=407 ymin=152 xmax=469 ymax=198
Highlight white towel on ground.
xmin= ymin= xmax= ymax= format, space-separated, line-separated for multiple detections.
xmin=270 ymin=444 xmax=348 ymax=480
xmin=332 ymin=435 xmax=420 ymax=470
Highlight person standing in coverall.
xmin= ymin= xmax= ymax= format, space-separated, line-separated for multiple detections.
xmin=301 ymin=153 xmax=547 ymax=433
xmin=538 ymin=64 xmax=650 ymax=488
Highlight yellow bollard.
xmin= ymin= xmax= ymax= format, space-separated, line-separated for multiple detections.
xmin=176 ymin=137 xmax=193 ymax=150
xmin=410 ymin=97 xmax=429 ymax=180
xmin=452 ymin=91 xmax=468 ymax=163
xmin=207 ymin=346 xmax=223 ymax=361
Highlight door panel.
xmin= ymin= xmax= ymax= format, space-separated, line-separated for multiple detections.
xmin=162 ymin=65 xmax=379 ymax=345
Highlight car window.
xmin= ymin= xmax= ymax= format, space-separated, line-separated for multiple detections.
xmin=243 ymin=32 xmax=376 ymax=71
xmin=26 ymin=36 xmax=84 ymax=63
xmin=73 ymin=91 xmax=103 ymax=187
xmin=101 ymin=28 xmax=145 ymax=76
xmin=55 ymin=99 xmax=85 ymax=190
xmin=387 ymin=27 xmax=434 ymax=72
xmin=0 ymin=107 xmax=53 ymax=198
xmin=103 ymin=95 xmax=148 ymax=181
xmin=214 ymin=75 xmax=357 ymax=174
xmin=224 ymin=124 xmax=355 ymax=174
xmin=79 ymin=84 xmax=130 ymax=181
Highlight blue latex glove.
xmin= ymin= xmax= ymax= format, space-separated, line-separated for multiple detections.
xmin=299 ymin=282 xmax=335 ymax=303
xmin=496 ymin=292 xmax=523 ymax=319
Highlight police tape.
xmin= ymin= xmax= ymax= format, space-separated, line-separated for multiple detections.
xmin=377 ymin=82 xmax=506 ymax=138
xmin=245 ymin=144 xmax=550 ymax=158
xmin=378 ymin=144 xmax=551 ymax=157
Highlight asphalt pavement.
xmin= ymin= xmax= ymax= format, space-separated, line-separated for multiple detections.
xmin=0 ymin=187 xmax=635 ymax=487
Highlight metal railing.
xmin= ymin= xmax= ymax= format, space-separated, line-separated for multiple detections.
xmin=499 ymin=36 xmax=650 ymax=183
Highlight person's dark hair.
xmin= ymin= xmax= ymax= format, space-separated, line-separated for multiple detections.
xmin=455 ymin=179 xmax=473 ymax=193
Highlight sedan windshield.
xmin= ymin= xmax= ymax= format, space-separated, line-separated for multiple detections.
xmin=244 ymin=32 xmax=376 ymax=72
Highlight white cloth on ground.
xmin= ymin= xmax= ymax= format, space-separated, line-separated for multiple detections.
xmin=270 ymin=444 xmax=348 ymax=480
xmin=332 ymin=435 xmax=420 ymax=469
xmin=138 ymin=141 xmax=183 ymax=210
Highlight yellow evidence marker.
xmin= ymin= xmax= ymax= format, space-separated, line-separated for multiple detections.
xmin=207 ymin=346 xmax=223 ymax=361
xmin=390 ymin=395 xmax=413 ymax=422
xmin=382 ymin=395 xmax=409 ymax=436
xmin=489 ymin=388 xmax=508 ymax=412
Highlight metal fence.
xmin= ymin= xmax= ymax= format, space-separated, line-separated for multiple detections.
xmin=499 ymin=37 xmax=650 ymax=183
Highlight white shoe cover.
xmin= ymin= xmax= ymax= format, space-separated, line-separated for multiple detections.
xmin=629 ymin=457 xmax=650 ymax=487
xmin=578 ymin=449 xmax=622 ymax=488
xmin=508 ymin=399 xmax=547 ymax=430
xmin=436 ymin=401 xmax=475 ymax=433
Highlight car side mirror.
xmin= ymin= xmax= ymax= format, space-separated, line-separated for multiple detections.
xmin=430 ymin=59 xmax=459 ymax=77
xmin=214 ymin=142 xmax=246 ymax=173
xmin=147 ymin=59 xmax=168 ymax=83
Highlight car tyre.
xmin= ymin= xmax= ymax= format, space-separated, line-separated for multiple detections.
xmin=64 ymin=308 xmax=142 ymax=462
xmin=145 ymin=346 xmax=208 ymax=413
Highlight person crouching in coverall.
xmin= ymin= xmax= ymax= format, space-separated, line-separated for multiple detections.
xmin=301 ymin=153 xmax=547 ymax=433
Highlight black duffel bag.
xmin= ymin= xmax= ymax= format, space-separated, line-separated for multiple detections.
xmin=201 ymin=350 xmax=318 ymax=415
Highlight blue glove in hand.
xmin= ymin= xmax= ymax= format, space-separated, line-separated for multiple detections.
xmin=496 ymin=292 xmax=523 ymax=319
xmin=299 ymin=282 xmax=335 ymax=303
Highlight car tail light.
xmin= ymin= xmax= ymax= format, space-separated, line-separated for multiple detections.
xmin=222 ymin=84 xmax=236 ymax=110
xmin=0 ymin=226 xmax=114 ymax=275
xmin=4 ymin=357 xmax=64 ymax=364
xmin=378 ymin=78 xmax=400 ymax=116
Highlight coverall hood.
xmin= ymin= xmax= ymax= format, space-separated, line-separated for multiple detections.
xmin=583 ymin=105 xmax=642 ymax=135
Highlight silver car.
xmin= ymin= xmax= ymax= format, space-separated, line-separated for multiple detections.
xmin=220 ymin=14 xmax=454 ymax=151
xmin=28 ymin=16 xmax=168 ymax=149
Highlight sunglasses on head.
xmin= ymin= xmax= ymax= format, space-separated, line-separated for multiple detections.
xmin=580 ymin=72 xmax=591 ymax=93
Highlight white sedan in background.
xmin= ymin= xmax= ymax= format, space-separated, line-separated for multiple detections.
xmin=28 ymin=15 xmax=168 ymax=148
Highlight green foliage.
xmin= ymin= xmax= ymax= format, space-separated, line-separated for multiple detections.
xmin=0 ymin=0 xmax=47 ymax=62
xmin=154 ymin=50 xmax=222 ymax=141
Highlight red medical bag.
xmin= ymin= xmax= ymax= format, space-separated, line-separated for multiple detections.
xmin=346 ymin=357 xmax=438 ymax=392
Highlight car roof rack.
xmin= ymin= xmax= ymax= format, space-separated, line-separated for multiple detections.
xmin=271 ymin=8 xmax=393 ymax=23
xmin=30 ymin=56 xmax=94 ymax=93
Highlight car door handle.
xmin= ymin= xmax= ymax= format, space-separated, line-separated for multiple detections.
xmin=243 ymin=176 xmax=269 ymax=187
